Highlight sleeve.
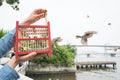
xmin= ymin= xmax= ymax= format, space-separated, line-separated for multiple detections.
xmin=0 ymin=29 xmax=16 ymax=58
xmin=0 ymin=64 xmax=19 ymax=80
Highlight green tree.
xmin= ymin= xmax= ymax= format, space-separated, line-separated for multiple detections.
xmin=0 ymin=0 xmax=20 ymax=10
xmin=0 ymin=28 xmax=8 ymax=38
xmin=31 ymin=42 xmax=76 ymax=67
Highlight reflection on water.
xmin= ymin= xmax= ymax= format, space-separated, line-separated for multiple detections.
xmin=27 ymin=73 xmax=76 ymax=80
xmin=27 ymin=56 xmax=120 ymax=80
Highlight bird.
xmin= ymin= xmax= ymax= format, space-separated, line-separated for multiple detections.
xmin=52 ymin=37 xmax=63 ymax=48
xmin=86 ymin=14 xmax=90 ymax=18
xmin=76 ymin=31 xmax=97 ymax=45
xmin=52 ymin=37 xmax=63 ymax=43
xmin=108 ymin=23 xmax=112 ymax=26
xmin=107 ymin=47 xmax=120 ymax=52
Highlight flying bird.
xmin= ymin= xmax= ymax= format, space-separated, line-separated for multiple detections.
xmin=52 ymin=37 xmax=63 ymax=48
xmin=76 ymin=31 xmax=97 ymax=45
xmin=52 ymin=37 xmax=63 ymax=43
xmin=107 ymin=47 xmax=120 ymax=52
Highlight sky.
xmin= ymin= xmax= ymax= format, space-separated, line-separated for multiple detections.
xmin=0 ymin=0 xmax=120 ymax=46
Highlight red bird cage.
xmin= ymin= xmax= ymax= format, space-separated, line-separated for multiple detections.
xmin=14 ymin=20 xmax=52 ymax=58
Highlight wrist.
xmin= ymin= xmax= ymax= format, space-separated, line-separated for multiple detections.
xmin=7 ymin=56 xmax=19 ymax=69
xmin=21 ymin=20 xmax=30 ymax=25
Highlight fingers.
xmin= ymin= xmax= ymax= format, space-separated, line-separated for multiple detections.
xmin=18 ymin=52 xmax=37 ymax=62
xmin=35 ymin=8 xmax=47 ymax=14
xmin=7 ymin=52 xmax=37 ymax=68
xmin=22 ymin=8 xmax=47 ymax=25
xmin=36 ymin=9 xmax=47 ymax=18
xmin=37 ymin=12 xmax=47 ymax=18
xmin=38 ymin=9 xmax=47 ymax=16
xmin=34 ymin=8 xmax=47 ymax=17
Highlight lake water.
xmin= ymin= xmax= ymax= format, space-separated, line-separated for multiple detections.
xmin=27 ymin=54 xmax=120 ymax=80
xmin=75 ymin=54 xmax=120 ymax=80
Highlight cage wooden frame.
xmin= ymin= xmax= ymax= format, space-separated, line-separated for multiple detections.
xmin=14 ymin=21 xmax=52 ymax=58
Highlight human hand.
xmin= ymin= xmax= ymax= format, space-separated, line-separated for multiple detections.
xmin=7 ymin=52 xmax=37 ymax=69
xmin=22 ymin=8 xmax=47 ymax=25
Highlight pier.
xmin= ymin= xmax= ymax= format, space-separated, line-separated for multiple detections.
xmin=73 ymin=45 xmax=119 ymax=70
xmin=75 ymin=61 xmax=116 ymax=70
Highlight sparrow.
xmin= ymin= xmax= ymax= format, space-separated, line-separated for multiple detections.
xmin=76 ymin=31 xmax=97 ymax=45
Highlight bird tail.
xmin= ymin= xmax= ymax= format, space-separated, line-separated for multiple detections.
xmin=76 ymin=35 xmax=82 ymax=39
xmin=81 ymin=38 xmax=87 ymax=45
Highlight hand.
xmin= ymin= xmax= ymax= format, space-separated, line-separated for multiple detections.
xmin=22 ymin=8 xmax=47 ymax=25
xmin=8 ymin=8 xmax=47 ymax=69
xmin=7 ymin=52 xmax=37 ymax=68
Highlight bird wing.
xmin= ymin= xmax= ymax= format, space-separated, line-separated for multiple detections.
xmin=83 ymin=33 xmax=93 ymax=38
xmin=52 ymin=37 xmax=62 ymax=43
xmin=85 ymin=31 xmax=97 ymax=34
xmin=84 ymin=31 xmax=97 ymax=38
xmin=57 ymin=37 xmax=63 ymax=42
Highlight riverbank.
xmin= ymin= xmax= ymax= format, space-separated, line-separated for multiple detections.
xmin=26 ymin=63 xmax=76 ymax=80
xmin=26 ymin=62 xmax=76 ymax=75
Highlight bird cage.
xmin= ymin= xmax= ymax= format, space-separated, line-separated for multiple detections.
xmin=14 ymin=20 xmax=52 ymax=58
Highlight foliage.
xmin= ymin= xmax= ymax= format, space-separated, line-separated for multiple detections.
xmin=31 ymin=42 xmax=76 ymax=67
xmin=0 ymin=28 xmax=8 ymax=38
xmin=0 ymin=0 xmax=19 ymax=10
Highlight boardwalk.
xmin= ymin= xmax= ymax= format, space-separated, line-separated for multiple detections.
xmin=75 ymin=61 xmax=116 ymax=70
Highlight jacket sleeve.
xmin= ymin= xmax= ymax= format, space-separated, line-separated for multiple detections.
xmin=0 ymin=64 xmax=19 ymax=80
xmin=0 ymin=29 xmax=16 ymax=58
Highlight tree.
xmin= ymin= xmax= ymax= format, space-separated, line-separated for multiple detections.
xmin=0 ymin=0 xmax=20 ymax=10
xmin=0 ymin=28 xmax=8 ymax=38
xmin=31 ymin=42 xmax=76 ymax=67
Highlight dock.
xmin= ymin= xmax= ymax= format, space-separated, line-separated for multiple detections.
xmin=75 ymin=61 xmax=116 ymax=70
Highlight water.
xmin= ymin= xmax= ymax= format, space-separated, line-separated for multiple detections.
xmin=75 ymin=55 xmax=120 ymax=80
xmin=27 ymin=55 xmax=120 ymax=80
xmin=28 ymin=73 xmax=76 ymax=80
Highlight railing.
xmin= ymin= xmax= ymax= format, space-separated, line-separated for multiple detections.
xmin=72 ymin=45 xmax=120 ymax=47
xmin=73 ymin=45 xmax=120 ymax=57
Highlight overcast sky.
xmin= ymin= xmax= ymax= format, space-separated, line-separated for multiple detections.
xmin=0 ymin=0 xmax=120 ymax=46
